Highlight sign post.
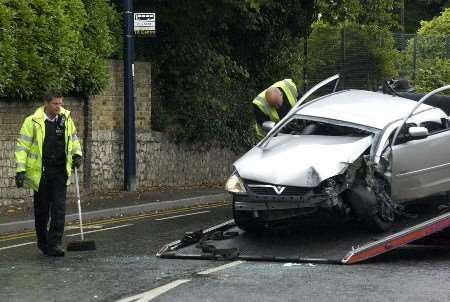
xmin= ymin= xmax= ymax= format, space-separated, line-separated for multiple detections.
xmin=123 ymin=0 xmax=136 ymax=191
xmin=122 ymin=4 xmax=156 ymax=192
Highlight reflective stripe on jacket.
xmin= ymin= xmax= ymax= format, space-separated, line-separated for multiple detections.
xmin=15 ymin=106 xmax=82 ymax=191
xmin=252 ymin=79 xmax=298 ymax=139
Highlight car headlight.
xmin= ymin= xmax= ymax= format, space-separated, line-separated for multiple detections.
xmin=225 ymin=173 xmax=246 ymax=194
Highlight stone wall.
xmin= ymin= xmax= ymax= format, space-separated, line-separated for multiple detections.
xmin=0 ymin=60 xmax=237 ymax=208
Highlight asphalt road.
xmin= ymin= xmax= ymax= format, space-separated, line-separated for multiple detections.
xmin=1 ymin=200 xmax=450 ymax=302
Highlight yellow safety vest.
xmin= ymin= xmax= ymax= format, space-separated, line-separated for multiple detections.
xmin=15 ymin=106 xmax=82 ymax=191
xmin=252 ymin=79 xmax=298 ymax=139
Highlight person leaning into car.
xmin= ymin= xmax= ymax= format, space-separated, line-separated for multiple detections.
xmin=252 ymin=79 xmax=301 ymax=139
xmin=15 ymin=91 xmax=82 ymax=257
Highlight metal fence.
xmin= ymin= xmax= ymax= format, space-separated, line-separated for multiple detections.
xmin=393 ymin=33 xmax=450 ymax=79
xmin=302 ymin=28 xmax=450 ymax=93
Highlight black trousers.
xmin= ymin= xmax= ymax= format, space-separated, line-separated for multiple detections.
xmin=33 ymin=167 xmax=67 ymax=248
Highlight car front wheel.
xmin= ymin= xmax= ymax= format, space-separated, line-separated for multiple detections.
xmin=346 ymin=185 xmax=395 ymax=232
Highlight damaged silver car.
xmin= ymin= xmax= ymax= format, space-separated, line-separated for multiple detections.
xmin=226 ymin=75 xmax=450 ymax=232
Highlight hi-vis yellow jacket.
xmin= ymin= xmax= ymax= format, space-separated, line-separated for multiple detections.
xmin=15 ymin=106 xmax=82 ymax=191
xmin=252 ymin=79 xmax=298 ymax=139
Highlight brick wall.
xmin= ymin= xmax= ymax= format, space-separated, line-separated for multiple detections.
xmin=0 ymin=60 xmax=237 ymax=208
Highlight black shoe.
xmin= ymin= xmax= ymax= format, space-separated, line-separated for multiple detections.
xmin=37 ymin=243 xmax=47 ymax=255
xmin=47 ymin=245 xmax=65 ymax=257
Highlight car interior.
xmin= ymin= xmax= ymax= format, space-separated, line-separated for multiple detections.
xmin=282 ymin=118 xmax=373 ymax=137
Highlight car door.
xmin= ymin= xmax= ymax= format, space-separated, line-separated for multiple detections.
xmin=391 ymin=113 xmax=450 ymax=201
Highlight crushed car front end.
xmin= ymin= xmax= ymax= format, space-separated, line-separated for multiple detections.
xmin=226 ymin=130 xmax=375 ymax=232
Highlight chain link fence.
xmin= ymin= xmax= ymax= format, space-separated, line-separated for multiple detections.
xmin=302 ymin=27 xmax=450 ymax=94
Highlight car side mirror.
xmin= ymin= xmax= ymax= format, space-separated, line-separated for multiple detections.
xmin=262 ymin=121 xmax=276 ymax=132
xmin=408 ymin=126 xmax=429 ymax=140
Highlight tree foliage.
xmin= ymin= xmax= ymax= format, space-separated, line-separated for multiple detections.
xmin=0 ymin=2 xmax=15 ymax=95
xmin=405 ymin=0 xmax=449 ymax=32
xmin=305 ymin=21 xmax=399 ymax=91
xmin=135 ymin=0 xmax=312 ymax=149
xmin=418 ymin=5 xmax=450 ymax=35
xmin=316 ymin=0 xmax=401 ymax=30
xmin=0 ymin=0 xmax=121 ymax=99
xmin=132 ymin=0 xmax=399 ymax=149
xmin=403 ymin=8 xmax=450 ymax=93
xmin=415 ymin=58 xmax=450 ymax=92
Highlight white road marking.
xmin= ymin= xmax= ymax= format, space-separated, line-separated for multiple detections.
xmin=197 ymin=260 xmax=245 ymax=275
xmin=66 ymin=224 xmax=133 ymax=237
xmin=116 ymin=279 xmax=191 ymax=302
xmin=116 ymin=261 xmax=243 ymax=302
xmin=284 ymin=262 xmax=316 ymax=267
xmin=65 ymin=225 xmax=103 ymax=230
xmin=115 ymin=292 xmax=145 ymax=302
xmin=155 ymin=211 xmax=210 ymax=221
xmin=0 ymin=241 xmax=36 ymax=251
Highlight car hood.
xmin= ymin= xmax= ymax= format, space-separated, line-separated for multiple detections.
xmin=234 ymin=135 xmax=373 ymax=187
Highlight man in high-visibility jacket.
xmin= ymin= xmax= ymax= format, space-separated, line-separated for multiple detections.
xmin=252 ymin=79 xmax=300 ymax=139
xmin=15 ymin=91 xmax=82 ymax=257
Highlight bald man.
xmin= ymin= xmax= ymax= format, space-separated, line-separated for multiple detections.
xmin=252 ymin=79 xmax=300 ymax=139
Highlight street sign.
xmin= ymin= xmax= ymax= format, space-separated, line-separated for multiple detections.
xmin=134 ymin=13 xmax=155 ymax=36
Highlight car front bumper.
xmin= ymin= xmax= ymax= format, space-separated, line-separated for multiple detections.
xmin=233 ymin=192 xmax=331 ymax=211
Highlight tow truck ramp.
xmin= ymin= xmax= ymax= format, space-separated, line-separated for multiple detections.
xmin=157 ymin=207 xmax=450 ymax=265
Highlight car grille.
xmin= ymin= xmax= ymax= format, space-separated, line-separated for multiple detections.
xmin=245 ymin=182 xmax=311 ymax=196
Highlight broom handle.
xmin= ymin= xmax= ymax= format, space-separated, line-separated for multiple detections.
xmin=74 ymin=168 xmax=84 ymax=241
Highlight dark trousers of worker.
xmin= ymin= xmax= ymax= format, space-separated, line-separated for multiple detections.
xmin=33 ymin=168 xmax=67 ymax=249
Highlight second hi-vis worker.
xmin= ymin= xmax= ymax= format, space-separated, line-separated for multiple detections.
xmin=252 ymin=79 xmax=300 ymax=139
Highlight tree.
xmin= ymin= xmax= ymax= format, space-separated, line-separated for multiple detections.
xmin=316 ymin=0 xmax=401 ymax=30
xmin=405 ymin=0 xmax=449 ymax=33
xmin=0 ymin=0 xmax=121 ymax=99
xmin=403 ymin=8 xmax=450 ymax=93
xmin=305 ymin=21 xmax=399 ymax=91
xmin=125 ymin=0 xmax=400 ymax=148
xmin=0 ymin=3 xmax=15 ymax=95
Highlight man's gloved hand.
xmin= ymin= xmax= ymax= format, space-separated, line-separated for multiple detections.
xmin=72 ymin=155 xmax=82 ymax=170
xmin=15 ymin=172 xmax=25 ymax=188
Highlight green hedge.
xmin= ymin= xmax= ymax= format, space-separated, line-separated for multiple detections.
xmin=415 ymin=58 xmax=450 ymax=93
xmin=0 ymin=0 xmax=121 ymax=99
xmin=138 ymin=1 xmax=401 ymax=149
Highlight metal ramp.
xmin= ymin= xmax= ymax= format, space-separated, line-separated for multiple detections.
xmin=157 ymin=205 xmax=450 ymax=264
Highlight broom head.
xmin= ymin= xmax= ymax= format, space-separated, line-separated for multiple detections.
xmin=66 ymin=240 xmax=97 ymax=251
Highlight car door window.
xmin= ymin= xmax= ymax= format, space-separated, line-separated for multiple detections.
xmin=419 ymin=118 xmax=449 ymax=134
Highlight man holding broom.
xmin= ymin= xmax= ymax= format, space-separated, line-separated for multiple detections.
xmin=15 ymin=91 xmax=82 ymax=257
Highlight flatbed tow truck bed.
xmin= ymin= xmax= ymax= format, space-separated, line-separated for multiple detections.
xmin=157 ymin=203 xmax=450 ymax=264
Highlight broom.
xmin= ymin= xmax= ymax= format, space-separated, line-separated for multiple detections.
xmin=66 ymin=167 xmax=96 ymax=251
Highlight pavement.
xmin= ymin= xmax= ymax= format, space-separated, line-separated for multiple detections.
xmin=0 ymin=186 xmax=231 ymax=234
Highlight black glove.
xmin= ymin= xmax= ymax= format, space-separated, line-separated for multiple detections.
xmin=72 ymin=155 xmax=82 ymax=170
xmin=15 ymin=172 xmax=25 ymax=188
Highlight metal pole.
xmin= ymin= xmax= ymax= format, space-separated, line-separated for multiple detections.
xmin=401 ymin=0 xmax=405 ymax=35
xmin=302 ymin=5 xmax=310 ymax=94
xmin=412 ymin=34 xmax=417 ymax=81
xmin=340 ymin=28 xmax=345 ymax=89
xmin=123 ymin=0 xmax=136 ymax=191
xmin=303 ymin=32 xmax=308 ymax=94
xmin=447 ymin=36 xmax=450 ymax=59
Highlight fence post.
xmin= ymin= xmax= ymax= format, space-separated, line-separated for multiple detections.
xmin=303 ymin=35 xmax=308 ymax=93
xmin=340 ymin=28 xmax=345 ymax=89
xmin=412 ymin=34 xmax=417 ymax=81
xmin=447 ymin=36 xmax=450 ymax=59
